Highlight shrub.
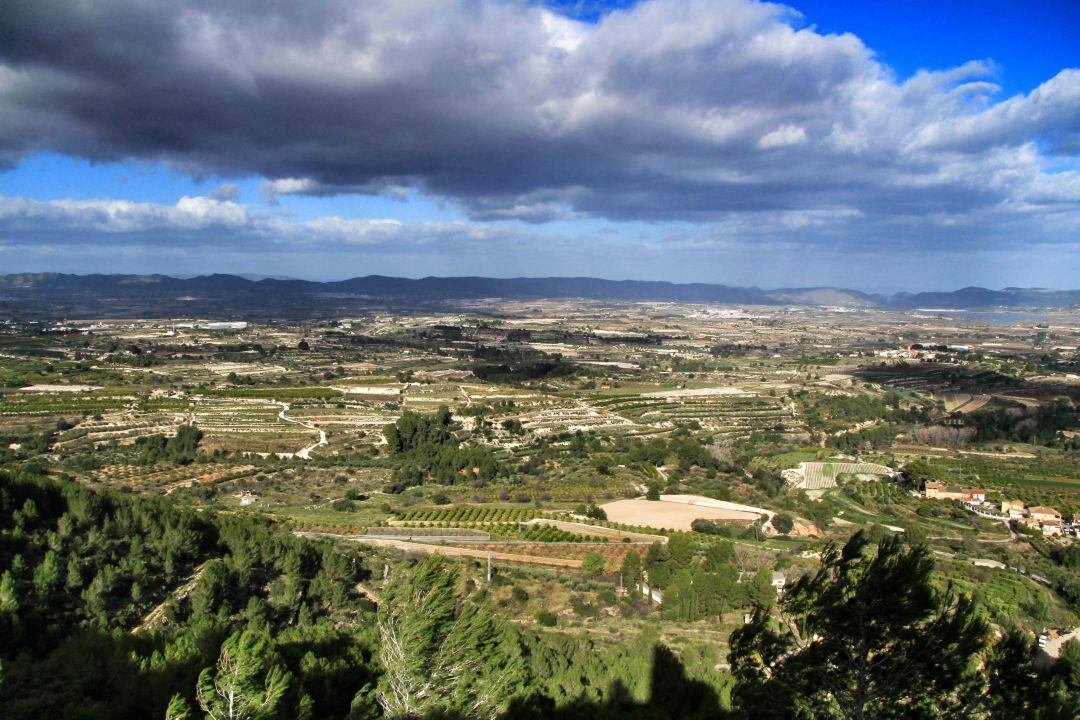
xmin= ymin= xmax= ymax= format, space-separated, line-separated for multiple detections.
xmin=772 ymin=513 xmax=795 ymax=534
xmin=691 ymin=518 xmax=721 ymax=534
xmin=583 ymin=553 xmax=606 ymax=577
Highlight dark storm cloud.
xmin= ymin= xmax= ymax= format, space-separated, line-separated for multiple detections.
xmin=0 ymin=0 xmax=1077 ymax=231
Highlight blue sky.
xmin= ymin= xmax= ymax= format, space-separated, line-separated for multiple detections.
xmin=0 ymin=0 xmax=1076 ymax=291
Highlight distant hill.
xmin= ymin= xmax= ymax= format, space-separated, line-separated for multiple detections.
xmin=0 ymin=273 xmax=1076 ymax=318
xmin=885 ymin=286 xmax=1080 ymax=309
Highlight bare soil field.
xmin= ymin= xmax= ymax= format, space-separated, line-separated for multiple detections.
xmin=600 ymin=496 xmax=763 ymax=530
xmin=525 ymin=518 xmax=668 ymax=543
xmin=296 ymin=533 xmax=586 ymax=568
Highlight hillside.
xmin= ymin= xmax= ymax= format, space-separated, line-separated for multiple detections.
xmin=1 ymin=273 xmax=1077 ymax=318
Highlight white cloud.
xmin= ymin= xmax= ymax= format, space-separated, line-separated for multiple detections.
xmin=0 ymin=0 xmax=1075 ymax=259
xmin=758 ymin=124 xmax=808 ymax=149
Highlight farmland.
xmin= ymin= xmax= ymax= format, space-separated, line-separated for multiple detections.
xmin=600 ymin=496 xmax=765 ymax=531
xmin=0 ymin=297 xmax=1076 ymax=669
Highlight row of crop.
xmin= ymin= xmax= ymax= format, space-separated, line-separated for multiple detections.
xmin=397 ymin=507 xmax=542 ymax=523
xmin=200 ymin=387 xmax=342 ymax=400
xmin=493 ymin=523 xmax=609 ymax=543
xmin=385 ymin=521 xmax=608 ymax=543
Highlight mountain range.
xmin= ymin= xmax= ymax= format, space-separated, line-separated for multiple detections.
xmin=0 ymin=273 xmax=1077 ymax=318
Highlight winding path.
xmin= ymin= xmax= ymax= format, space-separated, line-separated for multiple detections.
xmin=277 ymin=403 xmax=327 ymax=459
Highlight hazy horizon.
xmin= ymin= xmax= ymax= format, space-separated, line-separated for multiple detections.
xmin=3 ymin=268 xmax=1079 ymax=297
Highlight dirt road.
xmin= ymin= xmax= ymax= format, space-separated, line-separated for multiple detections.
xmin=277 ymin=403 xmax=327 ymax=459
xmin=294 ymin=531 xmax=584 ymax=568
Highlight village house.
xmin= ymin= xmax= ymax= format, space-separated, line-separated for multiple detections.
xmin=923 ymin=482 xmax=986 ymax=503
xmin=924 ymin=481 xmax=961 ymax=500
xmin=1000 ymin=499 xmax=1026 ymax=517
xmin=237 ymin=491 xmax=259 ymax=507
xmin=961 ymin=489 xmax=988 ymax=504
xmin=1028 ymin=506 xmax=1063 ymax=525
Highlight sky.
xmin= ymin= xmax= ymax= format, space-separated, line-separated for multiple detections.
xmin=0 ymin=0 xmax=1077 ymax=292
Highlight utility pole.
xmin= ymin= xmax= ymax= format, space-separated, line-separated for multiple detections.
xmin=486 ymin=551 xmax=492 ymax=582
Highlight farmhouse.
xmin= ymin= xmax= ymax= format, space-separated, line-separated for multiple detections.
xmin=960 ymin=489 xmax=988 ymax=504
xmin=1000 ymin=499 xmax=1026 ymax=517
xmin=771 ymin=571 xmax=786 ymax=599
xmin=924 ymin=481 xmax=966 ymax=501
xmin=1028 ymin=506 xmax=1062 ymax=524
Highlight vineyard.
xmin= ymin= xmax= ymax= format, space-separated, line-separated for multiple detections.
xmin=397 ymin=506 xmax=543 ymax=523
xmin=782 ymin=461 xmax=895 ymax=490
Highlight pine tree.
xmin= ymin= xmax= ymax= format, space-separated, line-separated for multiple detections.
xmin=376 ymin=556 xmax=523 ymax=720
xmin=729 ymin=531 xmax=988 ymax=720
xmin=33 ymin=550 xmax=61 ymax=597
xmin=164 ymin=692 xmax=192 ymax=720
xmin=620 ymin=550 xmax=643 ymax=596
xmin=196 ymin=630 xmax=291 ymax=720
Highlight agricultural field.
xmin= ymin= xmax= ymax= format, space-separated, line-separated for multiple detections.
xmin=594 ymin=392 xmax=805 ymax=440
xmin=600 ymin=496 xmax=765 ymax=531
xmin=0 ymin=298 xmax=1075 ymax=658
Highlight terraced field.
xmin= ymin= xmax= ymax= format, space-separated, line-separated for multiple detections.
xmin=88 ymin=462 xmax=257 ymax=492
xmin=782 ymin=461 xmax=895 ymax=490
xmin=519 ymin=399 xmax=643 ymax=435
xmin=286 ymin=402 xmax=399 ymax=432
xmin=0 ymin=391 xmax=131 ymax=417
xmin=53 ymin=412 xmax=190 ymax=448
xmin=192 ymin=397 xmax=317 ymax=453
xmin=855 ymin=363 xmax=1017 ymax=398
xmin=594 ymin=393 xmax=804 ymax=439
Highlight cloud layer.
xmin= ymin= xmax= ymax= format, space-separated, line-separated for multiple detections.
xmin=0 ymin=0 xmax=1075 ymax=232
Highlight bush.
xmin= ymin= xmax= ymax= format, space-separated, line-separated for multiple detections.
xmin=772 ymin=513 xmax=795 ymax=534
xmin=583 ymin=553 xmax=607 ymax=577
xmin=584 ymin=503 xmax=607 ymax=521
xmin=536 ymin=610 xmax=557 ymax=627
xmin=691 ymin=518 xmax=721 ymax=534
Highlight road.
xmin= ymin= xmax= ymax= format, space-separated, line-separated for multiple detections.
xmin=277 ymin=402 xmax=328 ymax=459
xmin=1036 ymin=629 xmax=1080 ymax=668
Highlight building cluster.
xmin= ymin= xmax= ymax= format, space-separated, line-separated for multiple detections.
xmin=924 ymin=481 xmax=1076 ymax=537
xmin=924 ymin=482 xmax=987 ymax=504
xmin=873 ymin=343 xmax=973 ymax=362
